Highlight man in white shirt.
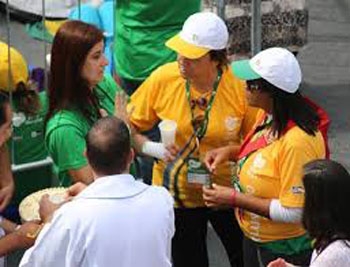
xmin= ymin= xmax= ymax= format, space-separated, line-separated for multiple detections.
xmin=19 ymin=116 xmax=175 ymax=267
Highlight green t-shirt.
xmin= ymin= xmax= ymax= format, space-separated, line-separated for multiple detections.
xmin=11 ymin=91 xmax=48 ymax=164
xmin=10 ymin=91 xmax=52 ymax=205
xmin=45 ymin=75 xmax=121 ymax=186
xmin=114 ymin=0 xmax=201 ymax=81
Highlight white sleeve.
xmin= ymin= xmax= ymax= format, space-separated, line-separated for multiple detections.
xmin=141 ymin=141 xmax=167 ymax=160
xmin=269 ymin=199 xmax=303 ymax=223
xmin=19 ymin=208 xmax=83 ymax=267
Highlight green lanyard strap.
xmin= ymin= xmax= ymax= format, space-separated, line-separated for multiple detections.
xmin=185 ymin=69 xmax=222 ymax=140
xmin=163 ymin=69 xmax=222 ymax=207
xmin=232 ymin=116 xmax=273 ymax=191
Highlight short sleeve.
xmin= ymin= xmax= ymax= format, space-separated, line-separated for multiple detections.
xmin=278 ymin=138 xmax=315 ymax=207
xmin=129 ymin=71 xmax=160 ymax=131
xmin=19 ymin=207 xmax=84 ymax=267
xmin=46 ymin=125 xmax=88 ymax=172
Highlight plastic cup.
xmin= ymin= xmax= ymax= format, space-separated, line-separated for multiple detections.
xmin=158 ymin=120 xmax=177 ymax=146
xmin=49 ymin=194 xmax=65 ymax=204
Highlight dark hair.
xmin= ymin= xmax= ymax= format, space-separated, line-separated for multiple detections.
xmin=302 ymin=159 xmax=350 ymax=253
xmin=249 ymin=79 xmax=320 ymax=137
xmin=45 ymin=20 xmax=104 ymax=127
xmin=0 ymin=92 xmax=9 ymax=126
xmin=13 ymin=82 xmax=41 ymax=115
xmin=209 ymin=49 xmax=229 ymax=70
xmin=86 ymin=116 xmax=131 ymax=175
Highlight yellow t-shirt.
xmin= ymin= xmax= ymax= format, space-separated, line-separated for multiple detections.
xmin=237 ymin=123 xmax=326 ymax=242
xmin=130 ymin=62 xmax=259 ymax=207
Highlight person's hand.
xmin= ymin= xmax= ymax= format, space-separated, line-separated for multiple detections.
xmin=65 ymin=182 xmax=88 ymax=200
xmin=202 ymin=183 xmax=236 ymax=208
xmin=15 ymin=221 xmax=42 ymax=248
xmin=114 ymin=91 xmax=135 ymax=125
xmin=39 ymin=195 xmax=62 ymax=223
xmin=267 ymin=258 xmax=296 ymax=267
xmin=163 ymin=144 xmax=180 ymax=163
xmin=0 ymin=182 xmax=14 ymax=212
xmin=204 ymin=146 xmax=233 ymax=174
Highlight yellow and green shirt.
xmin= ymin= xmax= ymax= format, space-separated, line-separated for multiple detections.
xmin=130 ymin=62 xmax=259 ymax=207
xmin=237 ymin=115 xmax=326 ymax=243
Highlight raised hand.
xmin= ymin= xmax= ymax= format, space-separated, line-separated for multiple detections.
xmin=204 ymin=146 xmax=235 ymax=174
xmin=114 ymin=91 xmax=134 ymax=125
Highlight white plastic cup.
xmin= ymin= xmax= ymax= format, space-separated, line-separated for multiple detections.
xmin=49 ymin=194 xmax=65 ymax=204
xmin=158 ymin=120 xmax=177 ymax=146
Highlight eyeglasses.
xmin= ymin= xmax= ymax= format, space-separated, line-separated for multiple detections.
xmin=190 ymin=97 xmax=208 ymax=110
xmin=246 ymin=83 xmax=260 ymax=92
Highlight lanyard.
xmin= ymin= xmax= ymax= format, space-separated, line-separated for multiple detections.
xmin=163 ymin=69 xmax=222 ymax=207
xmin=185 ymin=69 xmax=222 ymax=140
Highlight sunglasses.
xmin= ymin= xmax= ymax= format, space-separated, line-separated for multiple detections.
xmin=246 ymin=82 xmax=260 ymax=92
xmin=190 ymin=97 xmax=208 ymax=110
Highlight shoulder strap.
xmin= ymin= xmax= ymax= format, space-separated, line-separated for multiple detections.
xmin=303 ymin=97 xmax=331 ymax=158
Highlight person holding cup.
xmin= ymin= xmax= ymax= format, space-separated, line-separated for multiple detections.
xmin=128 ymin=12 xmax=259 ymax=267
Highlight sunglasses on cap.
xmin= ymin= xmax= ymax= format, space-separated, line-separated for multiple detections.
xmin=246 ymin=81 xmax=261 ymax=92
xmin=190 ymin=97 xmax=208 ymax=110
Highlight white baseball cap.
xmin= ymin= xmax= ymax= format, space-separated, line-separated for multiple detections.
xmin=166 ymin=12 xmax=228 ymax=59
xmin=231 ymin=47 xmax=302 ymax=93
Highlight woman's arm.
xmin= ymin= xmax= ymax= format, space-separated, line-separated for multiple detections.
xmin=203 ymin=184 xmax=302 ymax=222
xmin=0 ymin=145 xmax=14 ymax=211
xmin=68 ymin=165 xmax=94 ymax=185
xmin=0 ymin=222 xmax=42 ymax=257
xmin=202 ymin=184 xmax=271 ymax=217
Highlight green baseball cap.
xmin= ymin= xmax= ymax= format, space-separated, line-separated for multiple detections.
xmin=231 ymin=59 xmax=261 ymax=80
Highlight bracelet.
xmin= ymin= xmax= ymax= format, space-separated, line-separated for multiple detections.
xmin=230 ymin=189 xmax=237 ymax=207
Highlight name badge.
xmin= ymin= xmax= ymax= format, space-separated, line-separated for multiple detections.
xmin=187 ymin=158 xmax=210 ymax=186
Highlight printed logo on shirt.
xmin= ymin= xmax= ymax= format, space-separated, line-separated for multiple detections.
xmin=12 ymin=112 xmax=26 ymax=127
xmin=247 ymin=152 xmax=266 ymax=179
xmin=291 ymin=186 xmax=305 ymax=195
xmin=225 ymin=116 xmax=240 ymax=131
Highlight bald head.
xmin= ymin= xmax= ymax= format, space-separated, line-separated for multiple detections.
xmin=86 ymin=116 xmax=131 ymax=175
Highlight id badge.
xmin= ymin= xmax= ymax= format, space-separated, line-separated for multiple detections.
xmin=187 ymin=157 xmax=210 ymax=186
